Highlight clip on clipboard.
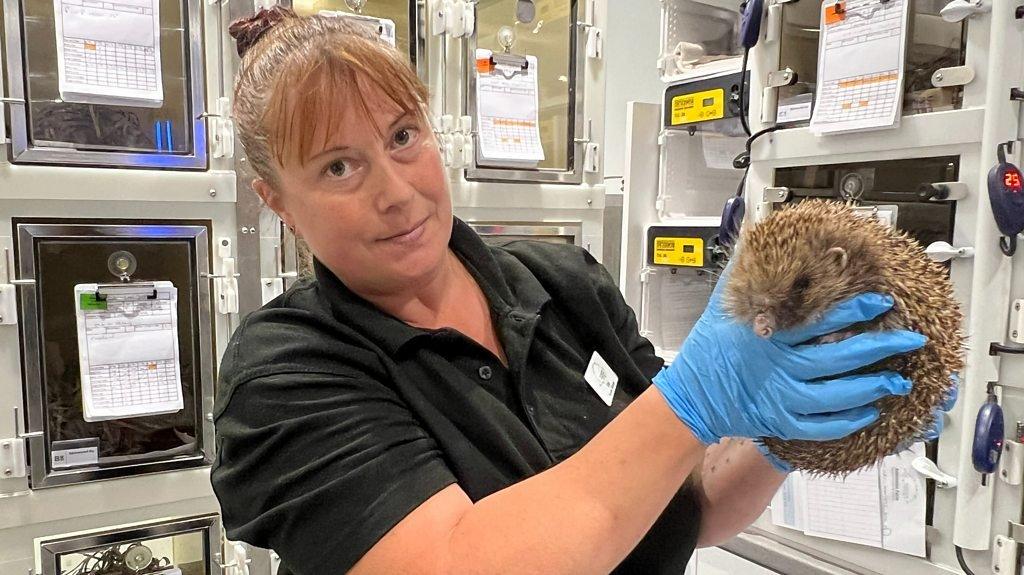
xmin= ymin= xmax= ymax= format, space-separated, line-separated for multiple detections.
xmin=474 ymin=48 xmax=545 ymax=165
xmin=94 ymin=282 xmax=159 ymax=301
xmin=74 ymin=280 xmax=184 ymax=422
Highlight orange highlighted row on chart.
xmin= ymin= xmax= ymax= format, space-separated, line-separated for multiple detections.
xmin=840 ymin=100 xmax=875 ymax=110
xmin=837 ymin=72 xmax=899 ymax=88
xmin=493 ymin=118 xmax=537 ymax=128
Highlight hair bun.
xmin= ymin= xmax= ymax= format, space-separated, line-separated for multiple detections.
xmin=229 ymin=6 xmax=296 ymax=57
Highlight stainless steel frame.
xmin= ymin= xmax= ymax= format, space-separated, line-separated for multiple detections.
xmin=719 ymin=529 xmax=861 ymax=575
xmin=2 ymin=0 xmax=208 ymax=168
xmin=464 ymin=0 xmax=588 ymax=184
xmin=16 ymin=222 xmax=215 ymax=489
xmin=36 ymin=514 xmax=221 ymax=575
xmin=410 ymin=0 xmax=427 ymax=80
xmin=468 ymin=221 xmax=583 ymax=245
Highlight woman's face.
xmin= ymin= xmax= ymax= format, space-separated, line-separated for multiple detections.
xmin=257 ymin=81 xmax=453 ymax=296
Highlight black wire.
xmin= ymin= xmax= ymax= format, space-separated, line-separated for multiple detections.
xmin=732 ymin=125 xmax=782 ymax=172
xmin=745 ymin=125 xmax=780 ymax=157
xmin=955 ymin=545 xmax=977 ymax=575
xmin=738 ymin=47 xmax=752 ymax=137
xmin=728 ymin=125 xmax=782 ymax=203
xmin=1000 ymin=234 xmax=1018 ymax=256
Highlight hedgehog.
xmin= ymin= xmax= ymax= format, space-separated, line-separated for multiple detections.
xmin=723 ymin=200 xmax=964 ymax=475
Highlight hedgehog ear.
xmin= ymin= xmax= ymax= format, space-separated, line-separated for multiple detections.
xmin=826 ymin=246 xmax=849 ymax=270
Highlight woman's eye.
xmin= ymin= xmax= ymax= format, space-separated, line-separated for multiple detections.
xmin=393 ymin=127 xmax=417 ymax=148
xmin=326 ymin=160 xmax=348 ymax=178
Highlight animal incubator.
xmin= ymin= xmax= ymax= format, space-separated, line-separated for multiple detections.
xmin=0 ymin=0 xmax=1021 ymax=572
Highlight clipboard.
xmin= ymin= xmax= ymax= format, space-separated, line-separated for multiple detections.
xmin=808 ymin=0 xmax=910 ymax=135
xmin=74 ymin=280 xmax=185 ymax=423
xmin=474 ymin=48 xmax=545 ymax=166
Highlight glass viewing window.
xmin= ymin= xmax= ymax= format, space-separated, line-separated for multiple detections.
xmin=4 ymin=0 xmax=207 ymax=167
xmin=777 ymin=0 xmax=966 ymax=125
xmin=471 ymin=0 xmax=578 ymax=176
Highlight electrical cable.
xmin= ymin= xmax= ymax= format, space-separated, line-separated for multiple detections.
xmin=732 ymin=125 xmax=782 ymax=171
xmin=738 ymin=46 xmax=752 ymax=137
xmin=955 ymin=545 xmax=977 ymax=575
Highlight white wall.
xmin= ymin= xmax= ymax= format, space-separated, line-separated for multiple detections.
xmin=602 ymin=0 xmax=665 ymax=179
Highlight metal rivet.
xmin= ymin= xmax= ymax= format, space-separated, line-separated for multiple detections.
xmin=1015 ymin=302 xmax=1021 ymax=311
xmin=241 ymin=227 xmax=249 ymax=234
xmin=587 ymin=198 xmax=593 ymax=206
xmin=249 ymin=227 xmax=256 ymax=234
xmin=209 ymin=189 xmax=217 ymax=198
xmin=1013 ymin=331 xmax=1019 ymax=338
xmin=1002 ymin=470 xmax=1008 ymax=477
xmin=935 ymin=73 xmax=944 ymax=81
xmin=2 ymin=442 xmax=9 ymax=449
xmin=206 ymin=413 xmax=214 ymax=422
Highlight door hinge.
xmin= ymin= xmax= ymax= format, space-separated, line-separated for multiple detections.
xmin=432 ymin=0 xmax=475 ymax=38
xmin=760 ymin=68 xmax=798 ymax=125
xmin=202 ymin=97 xmax=235 ymax=159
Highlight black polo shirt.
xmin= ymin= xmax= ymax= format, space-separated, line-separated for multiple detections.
xmin=211 ymin=218 xmax=702 ymax=574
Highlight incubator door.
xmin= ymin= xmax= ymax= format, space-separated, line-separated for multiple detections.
xmin=290 ymin=0 xmax=421 ymax=74
xmin=467 ymin=0 xmax=587 ymax=182
xmin=775 ymin=0 xmax=966 ymax=126
xmin=4 ymin=0 xmax=207 ymax=167
xmin=35 ymin=514 xmax=220 ymax=575
xmin=15 ymin=221 xmax=215 ymax=489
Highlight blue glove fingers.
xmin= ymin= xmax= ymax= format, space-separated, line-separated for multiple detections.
xmin=772 ymin=293 xmax=895 ymax=346
xmin=786 ymin=406 xmax=880 ymax=441
xmin=923 ymin=375 xmax=959 ymax=441
xmin=922 ymin=412 xmax=945 ymax=441
xmin=783 ymin=330 xmax=928 ymax=380
xmin=779 ymin=372 xmax=911 ymax=416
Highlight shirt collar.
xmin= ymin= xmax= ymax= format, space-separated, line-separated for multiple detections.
xmin=313 ymin=217 xmax=551 ymax=356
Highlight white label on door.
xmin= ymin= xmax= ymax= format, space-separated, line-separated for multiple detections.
xmin=51 ymin=446 xmax=98 ymax=468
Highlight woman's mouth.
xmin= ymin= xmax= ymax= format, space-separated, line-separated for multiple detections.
xmin=380 ymin=217 xmax=429 ymax=245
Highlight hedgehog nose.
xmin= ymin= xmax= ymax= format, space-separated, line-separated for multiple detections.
xmin=753 ymin=312 xmax=774 ymax=338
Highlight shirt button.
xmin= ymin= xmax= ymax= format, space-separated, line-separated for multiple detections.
xmin=526 ymin=405 xmax=536 ymax=415
xmin=478 ymin=366 xmax=493 ymax=380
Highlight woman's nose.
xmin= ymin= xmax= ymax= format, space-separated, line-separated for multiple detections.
xmin=371 ymin=158 xmax=417 ymax=213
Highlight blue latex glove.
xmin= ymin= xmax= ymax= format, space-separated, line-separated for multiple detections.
xmin=756 ymin=442 xmax=793 ymax=474
xmin=920 ymin=373 xmax=959 ymax=443
xmin=764 ymin=374 xmax=959 ymax=472
xmin=653 ymin=266 xmax=927 ymax=446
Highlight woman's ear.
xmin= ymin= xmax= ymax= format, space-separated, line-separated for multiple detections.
xmin=253 ymin=178 xmax=295 ymax=230
xmin=826 ymin=246 xmax=849 ymax=270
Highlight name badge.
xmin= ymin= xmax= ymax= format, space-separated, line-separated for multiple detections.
xmin=585 ymin=351 xmax=618 ymax=406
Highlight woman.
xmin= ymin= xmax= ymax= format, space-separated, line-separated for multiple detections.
xmin=212 ymin=9 xmax=932 ymax=574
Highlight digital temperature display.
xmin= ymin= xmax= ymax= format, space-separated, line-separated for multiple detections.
xmin=1004 ymin=169 xmax=1022 ymax=191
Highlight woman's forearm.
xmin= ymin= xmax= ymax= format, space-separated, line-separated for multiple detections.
xmin=439 ymin=388 xmax=704 ymax=574
xmin=695 ymin=438 xmax=787 ymax=547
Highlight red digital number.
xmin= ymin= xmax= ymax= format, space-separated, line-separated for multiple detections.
xmin=1005 ymin=170 xmax=1022 ymax=191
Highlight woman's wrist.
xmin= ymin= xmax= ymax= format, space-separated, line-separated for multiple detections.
xmin=755 ymin=442 xmax=793 ymax=475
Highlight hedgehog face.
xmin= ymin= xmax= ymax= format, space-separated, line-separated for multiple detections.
xmin=726 ymin=241 xmax=861 ymax=341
